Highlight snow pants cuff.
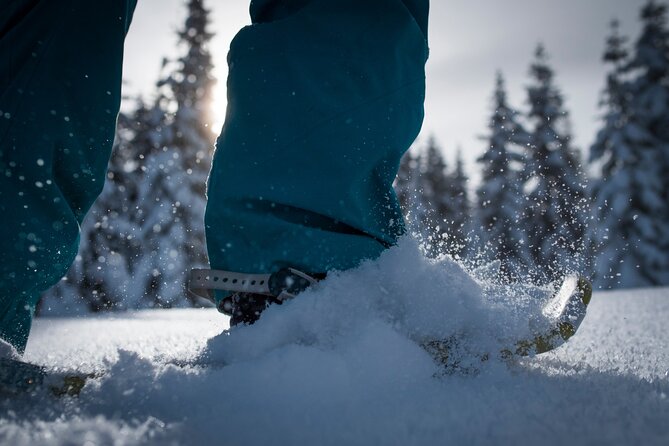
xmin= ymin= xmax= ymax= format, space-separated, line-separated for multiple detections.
xmin=205 ymin=0 xmax=429 ymax=277
xmin=0 ymin=0 xmax=136 ymax=346
xmin=0 ymin=291 xmax=38 ymax=354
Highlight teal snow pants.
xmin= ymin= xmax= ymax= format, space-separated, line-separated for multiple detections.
xmin=205 ymin=0 xmax=429 ymax=286
xmin=0 ymin=0 xmax=428 ymax=352
xmin=0 ymin=0 xmax=137 ymax=352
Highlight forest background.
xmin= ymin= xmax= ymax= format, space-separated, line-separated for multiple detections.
xmin=39 ymin=0 xmax=669 ymax=313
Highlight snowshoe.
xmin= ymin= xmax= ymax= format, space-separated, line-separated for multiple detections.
xmin=0 ymin=357 xmax=44 ymax=395
xmin=0 ymin=357 xmax=94 ymax=397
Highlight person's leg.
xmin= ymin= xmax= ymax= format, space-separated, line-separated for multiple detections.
xmin=0 ymin=0 xmax=137 ymax=353
xmin=204 ymin=0 xmax=429 ymax=308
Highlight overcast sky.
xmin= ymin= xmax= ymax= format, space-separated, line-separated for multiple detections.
xmin=123 ymin=0 xmax=648 ymax=178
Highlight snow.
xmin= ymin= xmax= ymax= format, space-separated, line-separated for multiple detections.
xmin=2 ymin=238 xmax=669 ymax=445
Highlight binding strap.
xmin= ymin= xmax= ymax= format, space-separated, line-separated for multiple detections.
xmin=188 ymin=267 xmax=320 ymax=303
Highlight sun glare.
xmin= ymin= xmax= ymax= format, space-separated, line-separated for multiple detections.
xmin=210 ymin=63 xmax=228 ymax=136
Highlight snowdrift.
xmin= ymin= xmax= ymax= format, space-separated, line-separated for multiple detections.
xmin=2 ymin=238 xmax=668 ymax=445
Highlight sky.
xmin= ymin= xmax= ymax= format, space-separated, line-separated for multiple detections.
xmin=122 ymin=0 xmax=647 ymax=179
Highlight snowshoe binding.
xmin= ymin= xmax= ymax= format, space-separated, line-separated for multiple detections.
xmin=189 ymin=267 xmax=325 ymax=325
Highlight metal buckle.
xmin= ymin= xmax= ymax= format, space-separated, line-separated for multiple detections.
xmin=268 ymin=268 xmax=319 ymax=301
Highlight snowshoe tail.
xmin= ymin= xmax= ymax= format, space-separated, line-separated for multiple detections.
xmin=0 ymin=358 xmax=95 ymax=398
xmin=46 ymin=373 xmax=95 ymax=397
xmin=0 ymin=358 xmax=45 ymax=394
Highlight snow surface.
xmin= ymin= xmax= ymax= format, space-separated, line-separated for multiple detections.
xmin=2 ymin=238 xmax=668 ymax=445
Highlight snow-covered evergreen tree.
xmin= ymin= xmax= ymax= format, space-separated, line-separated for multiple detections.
xmin=443 ymin=150 xmax=471 ymax=259
xmin=125 ymin=0 xmax=217 ymax=307
xmin=153 ymin=0 xmax=216 ymax=301
xmin=100 ymin=103 xmax=176 ymax=308
xmin=113 ymin=0 xmax=217 ymax=308
xmin=421 ymin=138 xmax=452 ymax=221
xmin=414 ymin=138 xmax=452 ymax=256
xmin=163 ymin=0 xmax=216 ymax=127
xmin=521 ymin=45 xmax=589 ymax=282
xmin=590 ymin=19 xmax=636 ymax=288
xmin=395 ymin=145 xmax=442 ymax=251
xmin=476 ymin=72 xmax=531 ymax=279
xmin=394 ymin=148 xmax=419 ymax=219
xmin=396 ymin=138 xmax=472 ymax=258
xmin=590 ymin=3 xmax=669 ymax=288
xmin=624 ymin=0 xmax=669 ymax=286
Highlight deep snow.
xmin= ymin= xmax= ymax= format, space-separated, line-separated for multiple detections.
xmin=1 ymin=238 xmax=668 ymax=445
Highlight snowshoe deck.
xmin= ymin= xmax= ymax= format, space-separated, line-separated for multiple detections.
xmin=0 ymin=358 xmax=96 ymax=398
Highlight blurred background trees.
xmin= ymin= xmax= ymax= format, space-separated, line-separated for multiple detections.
xmin=39 ymin=0 xmax=669 ymax=314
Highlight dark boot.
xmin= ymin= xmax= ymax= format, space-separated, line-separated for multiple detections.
xmin=220 ymin=293 xmax=282 ymax=326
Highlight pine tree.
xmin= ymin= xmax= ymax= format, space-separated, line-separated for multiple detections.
xmin=395 ymin=145 xmax=440 ymax=250
xmin=624 ymin=1 xmax=669 ymax=286
xmin=444 ymin=149 xmax=471 ymax=259
xmin=399 ymin=138 xmax=472 ymax=258
xmin=395 ymin=148 xmax=419 ymax=217
xmin=133 ymin=0 xmax=216 ymax=307
xmin=522 ymin=45 xmax=589 ymax=282
xmin=158 ymin=0 xmax=216 ymax=278
xmin=165 ymin=0 xmax=216 ymax=128
xmin=590 ymin=19 xmax=636 ymax=288
xmin=422 ymin=138 xmax=452 ymax=223
xmin=476 ymin=72 xmax=531 ymax=279
xmin=415 ymin=137 xmax=452 ymax=255
xmin=590 ymin=4 xmax=669 ymax=288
